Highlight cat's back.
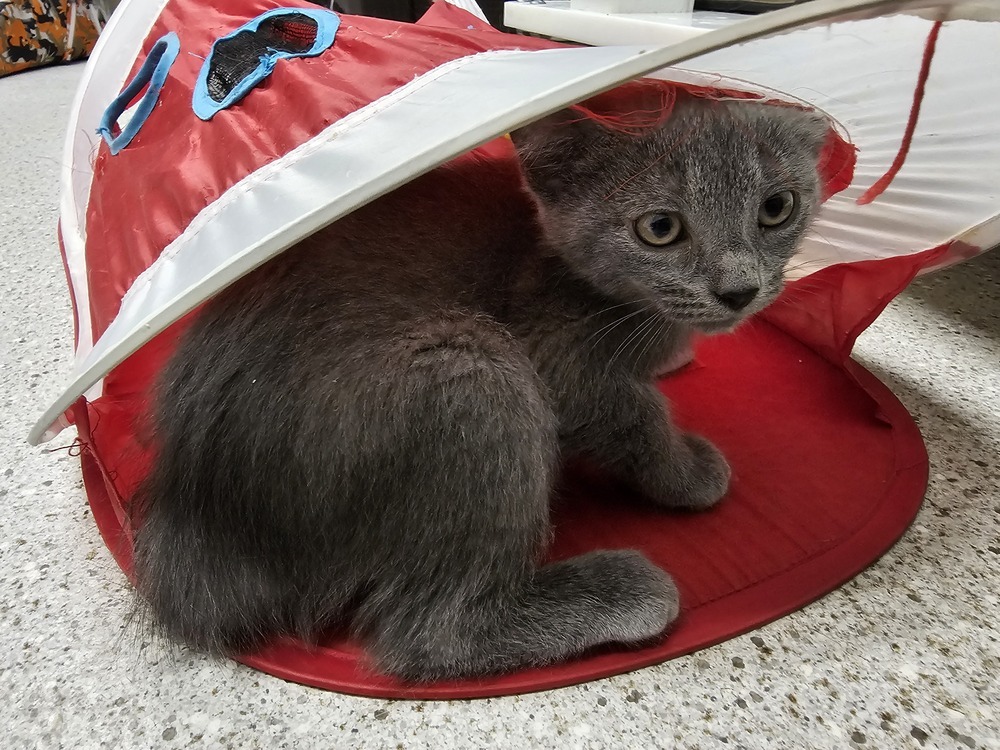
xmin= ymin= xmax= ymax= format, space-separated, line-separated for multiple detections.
xmin=166 ymin=152 xmax=543 ymax=403
xmin=247 ymin=154 xmax=538 ymax=322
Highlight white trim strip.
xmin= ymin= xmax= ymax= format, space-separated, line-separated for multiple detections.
xmin=59 ymin=0 xmax=174 ymax=368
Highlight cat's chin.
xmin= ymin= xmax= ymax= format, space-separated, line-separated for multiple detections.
xmin=692 ymin=317 xmax=744 ymax=335
xmin=693 ymin=293 xmax=781 ymax=334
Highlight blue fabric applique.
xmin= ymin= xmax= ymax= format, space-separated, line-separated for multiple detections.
xmin=192 ymin=8 xmax=340 ymax=121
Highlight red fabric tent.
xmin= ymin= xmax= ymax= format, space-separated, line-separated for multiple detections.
xmin=33 ymin=0 xmax=1000 ymax=697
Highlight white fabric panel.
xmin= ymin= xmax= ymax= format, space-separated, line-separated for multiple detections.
xmin=681 ymin=15 xmax=1000 ymax=279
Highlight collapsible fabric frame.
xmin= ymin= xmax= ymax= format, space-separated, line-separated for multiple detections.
xmin=32 ymin=0 xmax=1000 ymax=698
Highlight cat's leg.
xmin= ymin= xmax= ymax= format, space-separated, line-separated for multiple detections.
xmin=355 ymin=316 xmax=678 ymax=681
xmin=368 ymin=549 xmax=678 ymax=682
xmin=562 ymin=379 xmax=731 ymax=510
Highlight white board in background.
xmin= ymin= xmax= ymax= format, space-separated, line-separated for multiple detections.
xmin=504 ymin=1 xmax=742 ymax=45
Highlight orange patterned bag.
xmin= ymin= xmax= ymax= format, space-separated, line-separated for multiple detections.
xmin=1 ymin=0 xmax=107 ymax=76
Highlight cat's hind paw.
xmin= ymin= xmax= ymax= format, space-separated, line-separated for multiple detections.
xmin=585 ymin=550 xmax=681 ymax=644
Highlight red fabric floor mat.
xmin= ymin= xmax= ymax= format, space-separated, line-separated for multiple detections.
xmin=77 ymin=310 xmax=926 ymax=699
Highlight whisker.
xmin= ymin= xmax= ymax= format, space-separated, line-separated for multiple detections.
xmin=633 ymin=317 xmax=666 ymax=371
xmin=608 ymin=313 xmax=658 ymax=370
xmin=585 ymin=306 xmax=650 ymax=353
xmin=578 ymin=299 xmax=649 ymax=323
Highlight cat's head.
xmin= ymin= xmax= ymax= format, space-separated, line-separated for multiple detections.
xmin=511 ymin=93 xmax=830 ymax=331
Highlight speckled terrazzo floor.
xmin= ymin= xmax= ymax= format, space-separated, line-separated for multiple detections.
xmin=1 ymin=64 xmax=997 ymax=750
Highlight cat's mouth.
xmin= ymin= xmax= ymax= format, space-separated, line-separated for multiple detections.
xmin=681 ymin=287 xmax=782 ymax=333
xmin=653 ymin=302 xmax=741 ymax=332
xmin=646 ymin=279 xmax=783 ymax=332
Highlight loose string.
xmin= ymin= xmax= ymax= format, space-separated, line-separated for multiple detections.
xmin=569 ymin=79 xmax=678 ymax=134
xmin=856 ymin=19 xmax=944 ymax=206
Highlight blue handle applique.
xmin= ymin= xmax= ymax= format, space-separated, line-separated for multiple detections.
xmin=97 ymin=32 xmax=180 ymax=155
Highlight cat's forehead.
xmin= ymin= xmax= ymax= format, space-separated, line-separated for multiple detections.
xmin=608 ymin=100 xmax=822 ymax=201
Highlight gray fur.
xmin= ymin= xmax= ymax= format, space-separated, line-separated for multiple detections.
xmin=131 ymin=94 xmax=828 ymax=682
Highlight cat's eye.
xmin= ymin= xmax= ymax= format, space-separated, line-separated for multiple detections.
xmin=634 ymin=212 xmax=685 ymax=247
xmin=758 ymin=191 xmax=796 ymax=227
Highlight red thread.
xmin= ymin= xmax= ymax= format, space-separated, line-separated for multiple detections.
xmin=569 ymin=79 xmax=678 ymax=134
xmin=856 ymin=19 xmax=944 ymax=206
xmin=567 ymin=79 xmax=766 ymax=135
xmin=43 ymin=437 xmax=86 ymax=457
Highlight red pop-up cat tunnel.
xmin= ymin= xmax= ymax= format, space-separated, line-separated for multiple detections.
xmin=32 ymin=0 xmax=1000 ymax=698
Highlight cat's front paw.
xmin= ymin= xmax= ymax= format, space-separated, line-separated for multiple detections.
xmin=640 ymin=433 xmax=730 ymax=511
xmin=678 ymin=434 xmax=731 ymax=510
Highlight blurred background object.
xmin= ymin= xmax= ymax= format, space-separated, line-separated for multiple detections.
xmin=1 ymin=0 xmax=115 ymax=77
xmin=694 ymin=1 xmax=807 ymax=13
xmin=327 ymin=0 xmax=506 ymax=26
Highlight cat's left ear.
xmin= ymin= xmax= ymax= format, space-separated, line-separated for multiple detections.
xmin=509 ymin=110 xmax=605 ymax=201
xmin=769 ymin=106 xmax=833 ymax=159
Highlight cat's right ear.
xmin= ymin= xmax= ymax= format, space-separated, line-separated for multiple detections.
xmin=509 ymin=110 xmax=602 ymax=202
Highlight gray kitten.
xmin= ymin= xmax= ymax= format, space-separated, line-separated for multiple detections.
xmin=131 ymin=93 xmax=828 ymax=682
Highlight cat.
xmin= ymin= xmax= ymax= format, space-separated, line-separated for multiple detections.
xmin=130 ymin=91 xmax=829 ymax=682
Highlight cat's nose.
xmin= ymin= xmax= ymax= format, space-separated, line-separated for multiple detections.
xmin=714 ymin=287 xmax=759 ymax=312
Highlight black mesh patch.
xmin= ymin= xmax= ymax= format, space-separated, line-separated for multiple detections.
xmin=260 ymin=16 xmax=320 ymax=52
xmin=206 ymin=12 xmax=319 ymax=104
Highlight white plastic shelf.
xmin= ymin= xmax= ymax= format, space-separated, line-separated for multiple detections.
xmin=502 ymin=1 xmax=742 ymax=46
